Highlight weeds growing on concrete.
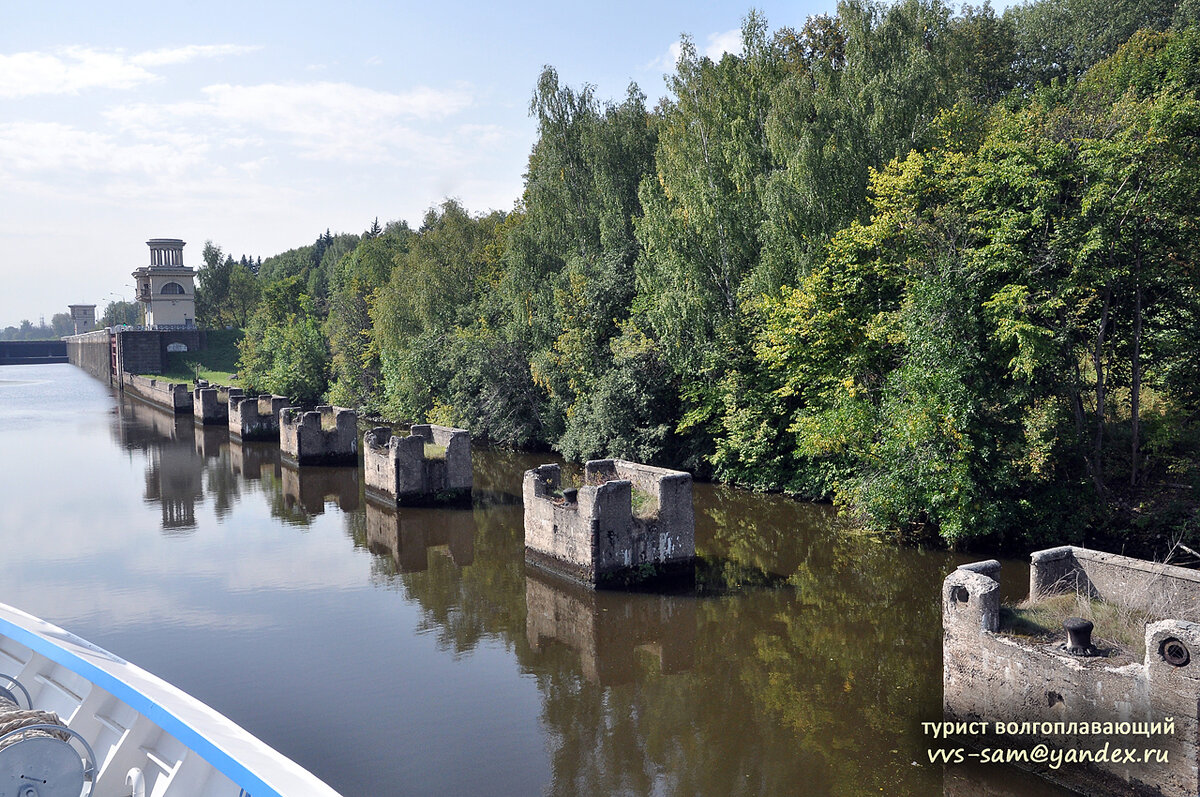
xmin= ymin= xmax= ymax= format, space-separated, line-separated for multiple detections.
xmin=1002 ymin=593 xmax=1155 ymax=659
xmin=631 ymin=487 xmax=658 ymax=519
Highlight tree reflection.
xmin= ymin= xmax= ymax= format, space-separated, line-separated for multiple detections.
xmin=378 ymin=450 xmax=960 ymax=795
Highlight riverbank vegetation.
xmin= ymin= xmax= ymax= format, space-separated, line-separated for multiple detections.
xmin=194 ymin=0 xmax=1200 ymax=551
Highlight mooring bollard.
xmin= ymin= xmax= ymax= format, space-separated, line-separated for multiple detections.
xmin=1063 ymin=616 xmax=1096 ymax=656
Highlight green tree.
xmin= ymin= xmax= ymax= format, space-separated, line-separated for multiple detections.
xmin=100 ymin=300 xmax=141 ymax=327
xmin=195 ymin=241 xmax=233 ymax=327
xmin=326 ymin=227 xmax=410 ymax=411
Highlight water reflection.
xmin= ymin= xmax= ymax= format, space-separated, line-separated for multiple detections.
xmin=193 ymin=424 xmax=226 ymax=460
xmin=228 ymin=440 xmax=280 ymax=483
xmin=144 ymin=440 xmax=204 ymax=531
xmin=280 ymin=464 xmax=359 ymax=516
xmin=525 ymin=566 xmax=696 ymax=685
xmin=365 ymin=500 xmax=475 ymax=573
xmin=52 ymin=373 xmax=1075 ymax=795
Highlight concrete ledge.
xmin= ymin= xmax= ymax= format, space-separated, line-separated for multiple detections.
xmin=124 ymin=374 xmax=193 ymax=414
xmin=945 ymin=547 xmax=1200 ymax=796
xmin=1030 ymin=545 xmax=1200 ymax=616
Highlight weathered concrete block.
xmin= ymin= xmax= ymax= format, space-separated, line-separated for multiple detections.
xmin=193 ymin=384 xmax=243 ymax=425
xmin=229 ymin=394 xmax=288 ymax=441
xmin=363 ymin=424 xmax=473 ymax=505
xmin=944 ymin=547 xmax=1200 ymax=796
xmin=523 ymin=458 xmax=695 ymax=588
xmin=365 ymin=500 xmax=475 ymax=573
xmin=279 ymin=405 xmax=357 ymax=466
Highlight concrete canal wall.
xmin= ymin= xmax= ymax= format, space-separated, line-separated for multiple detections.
xmin=123 ymin=374 xmax=194 ymax=413
xmin=65 ymin=328 xmax=205 ymax=386
xmin=363 ymin=424 xmax=472 ymax=505
xmin=943 ymin=548 xmax=1200 ymax=797
xmin=65 ymin=330 xmax=113 ymax=382
xmin=523 ymin=458 xmax=695 ymax=587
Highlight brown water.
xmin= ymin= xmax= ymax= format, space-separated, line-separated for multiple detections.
xmin=0 ymin=364 xmax=1075 ymax=796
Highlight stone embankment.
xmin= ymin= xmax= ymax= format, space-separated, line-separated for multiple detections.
xmin=123 ymin=374 xmax=193 ymax=413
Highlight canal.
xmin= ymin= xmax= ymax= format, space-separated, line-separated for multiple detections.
xmin=0 ymin=364 xmax=1071 ymax=795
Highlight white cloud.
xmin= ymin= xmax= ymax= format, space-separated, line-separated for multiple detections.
xmin=649 ymin=28 xmax=744 ymax=73
xmin=107 ymin=81 xmax=475 ymax=163
xmin=0 ymin=48 xmax=155 ymax=98
xmin=0 ymin=121 xmax=205 ymax=176
xmin=0 ymin=44 xmax=258 ymax=98
xmin=130 ymin=44 xmax=260 ymax=67
xmin=705 ymin=29 xmax=744 ymax=60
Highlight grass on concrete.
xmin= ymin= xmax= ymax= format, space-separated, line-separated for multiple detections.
xmin=424 ymin=443 xmax=447 ymax=460
xmin=631 ymin=486 xmax=659 ymax=519
xmin=141 ymin=329 xmax=243 ymax=385
xmin=1001 ymin=592 xmax=1156 ymax=660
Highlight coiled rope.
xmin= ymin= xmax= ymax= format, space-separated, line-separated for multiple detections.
xmin=0 ymin=694 xmax=70 ymax=748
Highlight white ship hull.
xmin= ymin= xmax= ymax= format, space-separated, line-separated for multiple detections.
xmin=0 ymin=602 xmax=341 ymax=796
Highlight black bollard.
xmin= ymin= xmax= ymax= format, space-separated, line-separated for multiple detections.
xmin=1063 ymin=617 xmax=1096 ymax=656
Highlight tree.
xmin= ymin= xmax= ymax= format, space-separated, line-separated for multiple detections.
xmin=195 ymin=241 xmax=233 ymax=327
xmin=100 ymin=300 xmax=141 ymax=327
xmin=50 ymin=312 xmax=74 ymax=337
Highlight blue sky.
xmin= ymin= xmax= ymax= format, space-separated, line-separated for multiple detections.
xmin=0 ymin=0 xmax=840 ymax=327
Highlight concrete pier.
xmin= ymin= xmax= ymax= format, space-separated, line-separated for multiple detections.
xmin=279 ymin=405 xmax=357 ymax=466
xmin=943 ymin=546 xmax=1200 ymax=796
xmin=523 ymin=458 xmax=695 ymax=588
xmin=193 ymin=383 xmax=243 ymax=425
xmin=229 ymin=394 xmax=288 ymax=441
xmin=363 ymin=424 xmax=472 ymax=506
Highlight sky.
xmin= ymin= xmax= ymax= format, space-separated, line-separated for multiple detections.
xmin=0 ymin=0 xmax=841 ymax=328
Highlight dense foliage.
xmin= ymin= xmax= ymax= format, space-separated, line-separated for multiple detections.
xmin=196 ymin=0 xmax=1200 ymax=549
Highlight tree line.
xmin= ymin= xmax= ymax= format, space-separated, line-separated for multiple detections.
xmin=195 ymin=0 xmax=1200 ymax=549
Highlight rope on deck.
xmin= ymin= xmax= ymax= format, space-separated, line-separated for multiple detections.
xmin=0 ymin=695 xmax=70 ymax=747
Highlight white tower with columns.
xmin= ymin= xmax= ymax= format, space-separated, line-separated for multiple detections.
xmin=132 ymin=239 xmax=196 ymax=328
